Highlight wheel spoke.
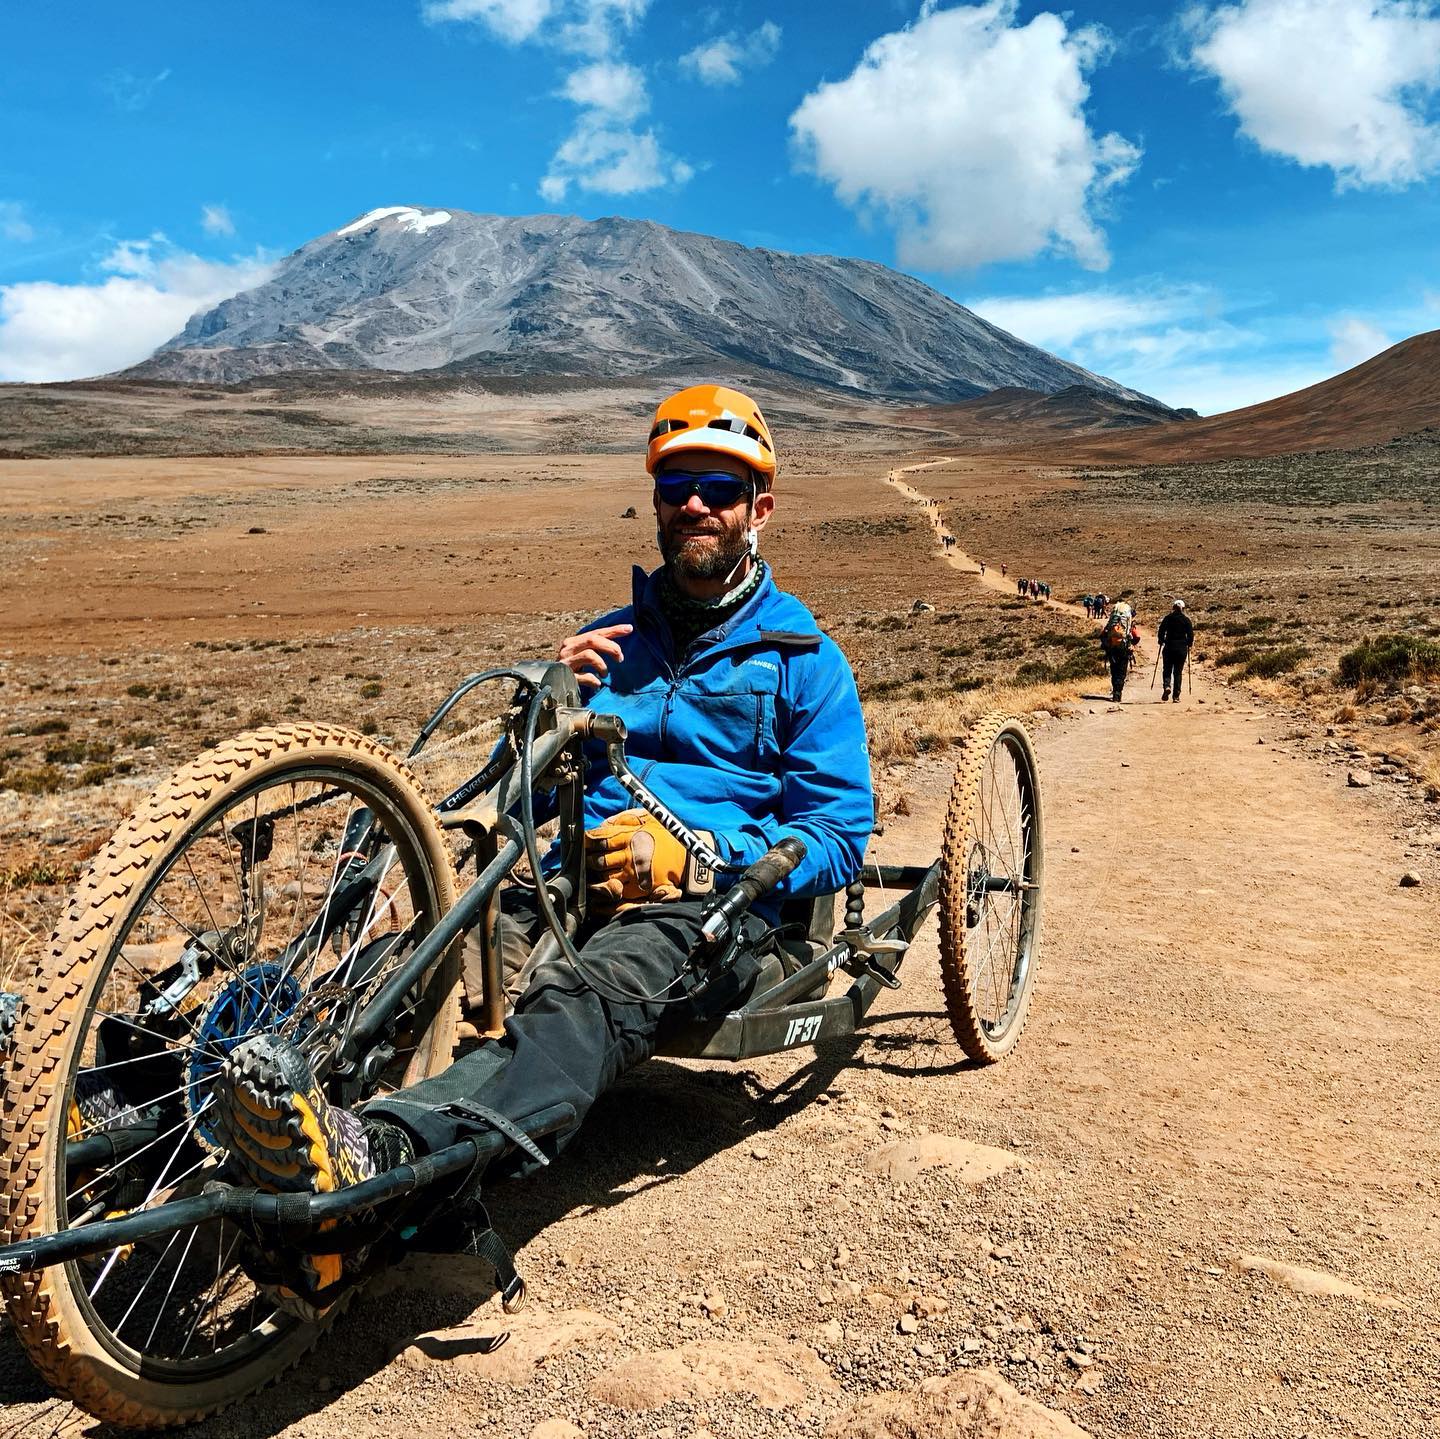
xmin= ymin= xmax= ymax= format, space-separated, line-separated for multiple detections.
xmin=18 ymin=737 xmax=454 ymax=1397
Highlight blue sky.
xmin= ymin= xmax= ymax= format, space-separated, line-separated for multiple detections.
xmin=3 ymin=0 xmax=1439 ymax=411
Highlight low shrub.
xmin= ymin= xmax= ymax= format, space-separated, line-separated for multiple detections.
xmin=78 ymin=760 xmax=133 ymax=786
xmin=1337 ymin=634 xmax=1440 ymax=689
xmin=1014 ymin=661 xmax=1053 ymax=685
xmin=1240 ymin=646 xmax=1309 ymax=679
xmin=3 ymin=765 xmax=64 ymax=795
xmin=44 ymin=738 xmax=114 ymax=765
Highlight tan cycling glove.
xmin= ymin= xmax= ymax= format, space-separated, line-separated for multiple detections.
xmin=585 ymin=809 xmax=714 ymax=913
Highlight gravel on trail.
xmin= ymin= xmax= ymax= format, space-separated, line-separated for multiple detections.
xmin=3 ymin=463 xmax=1437 ymax=1439
xmin=9 ymin=661 xmax=1435 ymax=1439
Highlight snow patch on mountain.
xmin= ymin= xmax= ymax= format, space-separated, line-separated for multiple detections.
xmin=337 ymin=206 xmax=453 ymax=236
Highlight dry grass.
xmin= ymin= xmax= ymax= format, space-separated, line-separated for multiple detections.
xmin=864 ymin=678 xmax=1083 ymax=764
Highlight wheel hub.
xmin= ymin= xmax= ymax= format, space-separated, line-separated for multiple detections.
xmin=185 ymin=963 xmax=303 ymax=1149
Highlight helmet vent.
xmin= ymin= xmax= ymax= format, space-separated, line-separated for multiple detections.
xmin=705 ymin=417 xmax=771 ymax=450
xmin=649 ymin=419 xmax=690 ymax=441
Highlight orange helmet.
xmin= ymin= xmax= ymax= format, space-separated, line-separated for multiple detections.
xmin=646 ymin=384 xmax=777 ymax=489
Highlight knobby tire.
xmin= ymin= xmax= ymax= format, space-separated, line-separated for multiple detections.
xmin=0 ymin=724 xmax=459 ymax=1428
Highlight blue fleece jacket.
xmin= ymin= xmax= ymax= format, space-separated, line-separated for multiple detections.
xmin=578 ymin=564 xmax=874 ymax=900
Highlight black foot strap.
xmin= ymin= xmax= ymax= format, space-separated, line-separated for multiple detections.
xmin=379 ymin=1096 xmax=551 ymax=1170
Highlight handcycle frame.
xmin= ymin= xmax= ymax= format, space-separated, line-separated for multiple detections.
xmin=0 ymin=660 xmax=943 ymax=1280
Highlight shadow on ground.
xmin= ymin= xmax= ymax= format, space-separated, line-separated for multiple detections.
xmin=18 ymin=1036 xmax=862 ymax=1438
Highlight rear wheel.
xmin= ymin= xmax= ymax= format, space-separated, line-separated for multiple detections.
xmin=937 ymin=712 xmax=1044 ymax=1063
xmin=1 ymin=724 xmax=458 ymax=1428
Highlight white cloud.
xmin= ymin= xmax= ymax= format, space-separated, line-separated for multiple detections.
xmin=789 ymin=1 xmax=1140 ymax=272
xmin=421 ymin=0 xmax=554 ymax=43
xmin=967 ymin=283 xmax=1267 ymax=410
xmin=556 ymin=0 xmax=651 ymax=58
xmin=1147 ymin=361 xmax=1334 ymax=414
xmin=1329 ymin=315 xmax=1393 ymax=367
xmin=423 ymin=0 xmax=686 ymax=198
xmin=541 ymin=123 xmax=690 ymax=199
xmin=423 ymin=0 xmax=646 ymax=54
xmin=201 ymin=203 xmax=235 ymax=236
xmin=562 ymin=60 xmax=647 ymax=120
xmin=0 ymin=239 xmax=276 ymax=383
xmin=680 ymin=21 xmax=782 ymax=86
xmin=541 ymin=60 xmax=693 ymax=200
xmin=969 ymin=288 xmax=1215 ymax=352
xmin=1185 ymin=0 xmax=1440 ymax=188
xmin=965 ymin=284 xmax=1440 ymax=412
xmin=0 ymin=201 xmax=35 ymax=243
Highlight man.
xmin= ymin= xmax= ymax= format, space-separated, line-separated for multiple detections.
xmin=211 ymin=385 xmax=874 ymax=1315
xmin=1157 ymin=599 xmax=1194 ymax=702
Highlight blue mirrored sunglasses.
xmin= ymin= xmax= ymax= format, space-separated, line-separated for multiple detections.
xmin=653 ymin=471 xmax=753 ymax=509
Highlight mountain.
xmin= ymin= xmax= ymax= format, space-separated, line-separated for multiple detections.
xmin=921 ymin=384 xmax=1191 ymax=435
xmin=1063 ymin=331 xmax=1440 ymax=462
xmin=128 ymin=206 xmax=1154 ymax=405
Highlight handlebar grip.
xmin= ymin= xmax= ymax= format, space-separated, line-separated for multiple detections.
xmin=699 ymin=837 xmax=807 ymax=947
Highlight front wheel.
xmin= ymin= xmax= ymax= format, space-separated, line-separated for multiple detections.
xmin=937 ymin=712 xmax=1044 ymax=1063
xmin=1 ymin=724 xmax=459 ymax=1428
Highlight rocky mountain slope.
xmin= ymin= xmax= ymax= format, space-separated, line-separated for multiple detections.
xmin=129 ymin=206 xmax=1152 ymax=404
xmin=919 ymin=384 xmax=1192 ymax=436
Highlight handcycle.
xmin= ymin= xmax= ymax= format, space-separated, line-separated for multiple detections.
xmin=0 ymin=661 xmax=1044 ymax=1428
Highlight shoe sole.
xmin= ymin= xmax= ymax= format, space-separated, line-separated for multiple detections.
xmin=214 ymin=1034 xmax=374 ymax=1305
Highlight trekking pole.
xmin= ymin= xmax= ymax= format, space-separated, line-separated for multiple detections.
xmin=1187 ymin=653 xmax=1193 ymax=695
xmin=1150 ymin=650 xmax=1160 ymax=689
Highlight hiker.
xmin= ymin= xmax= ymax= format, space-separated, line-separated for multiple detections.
xmin=1157 ymin=599 xmax=1194 ymax=702
xmin=1081 ymin=595 xmax=1093 ymax=618
xmin=1000 ymin=562 xmax=1007 ymax=578
xmin=211 ymin=384 xmax=875 ymax=1317
xmin=1017 ymin=578 xmax=1026 ymax=597
xmin=979 ymin=559 xmax=985 ymax=574
xmin=1100 ymin=601 xmax=1141 ymax=702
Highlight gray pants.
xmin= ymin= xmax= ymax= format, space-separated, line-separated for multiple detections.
xmin=460 ymin=888 xmax=549 ymax=1013
xmin=367 ymin=891 xmax=760 ymax=1175
xmin=1107 ymin=648 xmax=1130 ymax=699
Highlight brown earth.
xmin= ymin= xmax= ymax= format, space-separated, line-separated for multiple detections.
xmin=1 ymin=390 xmax=1439 ymax=1438
xmin=1054 ymin=329 xmax=1440 ymax=461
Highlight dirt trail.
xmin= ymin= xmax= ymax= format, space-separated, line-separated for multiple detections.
xmin=5 ymin=470 xmax=1439 ymax=1439
xmin=887 ymin=462 xmax=1087 ymax=621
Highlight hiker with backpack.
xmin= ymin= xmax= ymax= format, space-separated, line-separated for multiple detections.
xmin=1100 ymin=601 xmax=1141 ymax=702
xmin=1157 ymin=599 xmax=1194 ymax=703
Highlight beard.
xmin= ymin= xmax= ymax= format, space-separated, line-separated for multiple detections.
xmin=659 ymin=506 xmax=752 ymax=582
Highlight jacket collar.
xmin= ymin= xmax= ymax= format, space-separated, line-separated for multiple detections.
xmin=630 ymin=562 xmax=819 ymax=659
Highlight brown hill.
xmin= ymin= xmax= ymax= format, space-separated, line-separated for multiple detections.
xmin=956 ymin=384 xmax=1184 ymax=431
xmin=905 ymin=384 xmax=1187 ymax=446
xmin=1063 ymin=329 xmax=1440 ymax=462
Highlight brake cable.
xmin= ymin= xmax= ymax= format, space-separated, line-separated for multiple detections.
xmin=514 ymin=683 xmax=729 ymax=1009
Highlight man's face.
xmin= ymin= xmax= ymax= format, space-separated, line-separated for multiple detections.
xmin=652 ymin=453 xmax=774 ymax=582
